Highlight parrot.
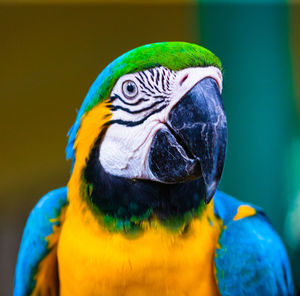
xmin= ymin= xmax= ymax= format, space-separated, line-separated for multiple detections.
xmin=14 ymin=42 xmax=295 ymax=296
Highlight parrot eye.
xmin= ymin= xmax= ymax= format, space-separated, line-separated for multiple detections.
xmin=122 ymin=80 xmax=138 ymax=98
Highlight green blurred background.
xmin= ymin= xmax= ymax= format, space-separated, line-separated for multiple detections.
xmin=1 ymin=1 xmax=300 ymax=294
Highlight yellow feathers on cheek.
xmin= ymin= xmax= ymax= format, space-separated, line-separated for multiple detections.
xmin=67 ymin=101 xmax=112 ymax=215
xmin=73 ymin=101 xmax=112 ymax=173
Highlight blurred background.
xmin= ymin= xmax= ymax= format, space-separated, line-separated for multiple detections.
xmin=1 ymin=0 xmax=300 ymax=294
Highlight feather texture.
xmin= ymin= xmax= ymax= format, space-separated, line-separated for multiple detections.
xmin=214 ymin=191 xmax=295 ymax=296
xmin=14 ymin=187 xmax=68 ymax=296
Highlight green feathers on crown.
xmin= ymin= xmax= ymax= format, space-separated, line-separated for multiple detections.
xmin=87 ymin=41 xmax=222 ymax=112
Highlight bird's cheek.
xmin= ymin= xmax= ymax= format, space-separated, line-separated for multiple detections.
xmin=99 ymin=122 xmax=163 ymax=180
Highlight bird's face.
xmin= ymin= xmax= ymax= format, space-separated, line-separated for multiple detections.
xmin=67 ymin=43 xmax=227 ymax=220
xmin=99 ymin=65 xmax=226 ymax=203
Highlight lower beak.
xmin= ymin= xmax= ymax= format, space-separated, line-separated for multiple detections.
xmin=148 ymin=77 xmax=227 ymax=203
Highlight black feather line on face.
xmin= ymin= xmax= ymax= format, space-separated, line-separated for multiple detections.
xmin=110 ymin=99 xmax=164 ymax=115
xmin=109 ymin=104 xmax=167 ymax=127
xmin=82 ymin=131 xmax=206 ymax=221
xmin=109 ymin=94 xmax=149 ymax=106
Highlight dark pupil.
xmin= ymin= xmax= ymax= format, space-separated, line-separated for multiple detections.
xmin=126 ymin=83 xmax=135 ymax=93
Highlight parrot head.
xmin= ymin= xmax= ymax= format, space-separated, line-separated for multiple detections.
xmin=67 ymin=42 xmax=227 ymax=224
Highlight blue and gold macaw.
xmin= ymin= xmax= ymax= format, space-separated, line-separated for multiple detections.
xmin=14 ymin=42 xmax=295 ymax=296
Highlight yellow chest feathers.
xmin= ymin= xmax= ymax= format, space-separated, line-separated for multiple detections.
xmin=57 ymin=202 xmax=222 ymax=296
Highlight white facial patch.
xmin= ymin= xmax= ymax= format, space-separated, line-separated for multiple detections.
xmin=99 ymin=66 xmax=223 ymax=180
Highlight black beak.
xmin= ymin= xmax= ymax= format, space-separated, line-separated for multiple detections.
xmin=148 ymin=77 xmax=227 ymax=203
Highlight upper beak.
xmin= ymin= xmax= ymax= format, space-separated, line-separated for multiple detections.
xmin=148 ymin=77 xmax=227 ymax=203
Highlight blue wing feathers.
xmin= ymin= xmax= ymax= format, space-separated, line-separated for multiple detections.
xmin=214 ymin=191 xmax=295 ymax=296
xmin=14 ymin=187 xmax=68 ymax=296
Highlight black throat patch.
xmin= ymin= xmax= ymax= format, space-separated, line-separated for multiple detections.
xmin=82 ymin=131 xmax=206 ymax=228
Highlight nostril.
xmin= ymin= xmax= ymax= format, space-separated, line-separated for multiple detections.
xmin=179 ymin=74 xmax=189 ymax=86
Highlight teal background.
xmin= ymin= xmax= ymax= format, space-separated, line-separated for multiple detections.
xmin=198 ymin=3 xmax=300 ymax=289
